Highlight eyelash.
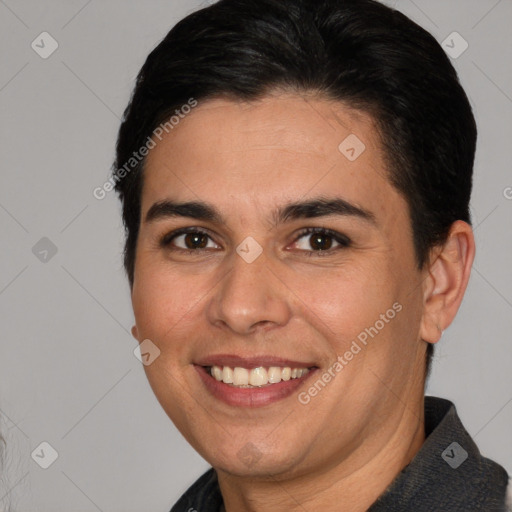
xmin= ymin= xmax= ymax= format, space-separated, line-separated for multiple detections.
xmin=160 ymin=226 xmax=352 ymax=256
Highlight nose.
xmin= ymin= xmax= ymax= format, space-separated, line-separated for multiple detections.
xmin=206 ymin=251 xmax=292 ymax=335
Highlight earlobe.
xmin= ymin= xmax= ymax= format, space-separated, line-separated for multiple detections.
xmin=419 ymin=221 xmax=475 ymax=344
xmin=131 ymin=324 xmax=139 ymax=341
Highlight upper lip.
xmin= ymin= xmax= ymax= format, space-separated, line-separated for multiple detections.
xmin=194 ymin=354 xmax=317 ymax=369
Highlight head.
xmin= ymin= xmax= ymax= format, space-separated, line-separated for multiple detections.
xmin=114 ymin=0 xmax=475 ymax=480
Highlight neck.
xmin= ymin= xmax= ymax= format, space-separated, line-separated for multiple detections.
xmin=217 ymin=395 xmax=426 ymax=512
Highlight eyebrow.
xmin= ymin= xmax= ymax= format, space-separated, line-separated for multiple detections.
xmin=144 ymin=197 xmax=376 ymax=226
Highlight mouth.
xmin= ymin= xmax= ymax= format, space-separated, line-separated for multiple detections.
xmin=204 ymin=364 xmax=314 ymax=387
xmin=193 ymin=356 xmax=319 ymax=407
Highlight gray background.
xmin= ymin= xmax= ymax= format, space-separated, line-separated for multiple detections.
xmin=0 ymin=0 xmax=511 ymax=510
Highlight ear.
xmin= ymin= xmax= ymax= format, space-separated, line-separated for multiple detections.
xmin=420 ymin=220 xmax=475 ymax=344
xmin=131 ymin=324 xmax=140 ymax=341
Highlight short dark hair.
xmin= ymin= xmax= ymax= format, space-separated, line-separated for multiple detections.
xmin=113 ymin=0 xmax=477 ymax=379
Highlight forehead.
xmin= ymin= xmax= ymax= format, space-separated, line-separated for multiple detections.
xmin=141 ymin=94 xmax=402 ymax=223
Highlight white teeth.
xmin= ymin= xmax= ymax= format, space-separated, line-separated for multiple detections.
xmin=212 ymin=366 xmax=223 ymax=381
xmin=267 ymin=366 xmax=282 ymax=384
xmin=209 ymin=365 xmax=310 ymax=387
xmin=233 ymin=367 xmax=249 ymax=386
xmin=249 ymin=367 xmax=268 ymax=386
xmin=222 ymin=366 xmax=233 ymax=383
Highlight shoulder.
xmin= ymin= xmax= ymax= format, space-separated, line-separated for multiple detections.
xmin=370 ymin=396 xmax=510 ymax=511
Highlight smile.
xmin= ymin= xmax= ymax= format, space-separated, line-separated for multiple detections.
xmin=207 ymin=365 xmax=311 ymax=387
xmin=194 ymin=360 xmax=318 ymax=407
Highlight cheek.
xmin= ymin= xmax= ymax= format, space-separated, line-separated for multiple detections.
xmin=131 ymin=261 xmax=204 ymax=347
xmin=283 ymin=261 xmax=397 ymax=346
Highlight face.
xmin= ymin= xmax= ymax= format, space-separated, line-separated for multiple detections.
xmin=131 ymin=94 xmax=428 ymax=480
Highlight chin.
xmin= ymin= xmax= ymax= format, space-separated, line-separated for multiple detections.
xmin=200 ymin=438 xmax=309 ymax=479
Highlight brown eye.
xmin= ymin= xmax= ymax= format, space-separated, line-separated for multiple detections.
xmin=182 ymin=232 xmax=209 ymax=249
xmin=309 ymin=233 xmax=333 ymax=251
xmin=293 ymin=228 xmax=351 ymax=253
xmin=161 ymin=229 xmax=219 ymax=251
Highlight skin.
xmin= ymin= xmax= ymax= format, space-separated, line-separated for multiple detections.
xmin=130 ymin=93 xmax=475 ymax=512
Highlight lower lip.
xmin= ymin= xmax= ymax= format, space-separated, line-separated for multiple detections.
xmin=194 ymin=365 xmax=317 ymax=408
